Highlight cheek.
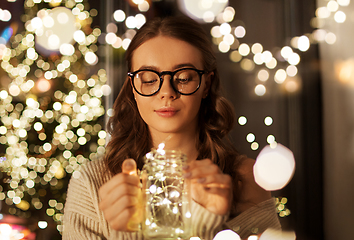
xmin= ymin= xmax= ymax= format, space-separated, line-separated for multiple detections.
xmin=185 ymin=96 xmax=203 ymax=114
xmin=135 ymin=98 xmax=151 ymax=120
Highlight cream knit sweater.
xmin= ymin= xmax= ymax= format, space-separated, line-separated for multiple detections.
xmin=63 ymin=159 xmax=281 ymax=240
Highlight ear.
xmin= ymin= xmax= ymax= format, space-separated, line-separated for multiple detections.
xmin=203 ymin=72 xmax=213 ymax=98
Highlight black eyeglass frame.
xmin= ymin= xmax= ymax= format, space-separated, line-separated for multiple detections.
xmin=128 ymin=67 xmax=207 ymax=97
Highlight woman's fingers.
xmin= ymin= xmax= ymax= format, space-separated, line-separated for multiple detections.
xmin=99 ymin=173 xmax=140 ymax=195
xmin=98 ymin=159 xmax=143 ymax=231
xmin=99 ymin=174 xmax=140 ymax=207
xmin=102 ymin=194 xmax=139 ymax=222
xmin=184 ymin=159 xmax=222 ymax=178
xmin=184 ymin=159 xmax=232 ymax=190
xmin=122 ymin=158 xmax=138 ymax=176
xmin=197 ymin=173 xmax=232 ymax=189
xmin=99 ymin=183 xmax=140 ymax=209
xmin=107 ymin=205 xmax=138 ymax=231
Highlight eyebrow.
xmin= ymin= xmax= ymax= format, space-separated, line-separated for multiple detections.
xmin=137 ymin=63 xmax=198 ymax=71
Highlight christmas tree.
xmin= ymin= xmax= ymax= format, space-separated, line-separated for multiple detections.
xmin=0 ymin=0 xmax=108 ymax=237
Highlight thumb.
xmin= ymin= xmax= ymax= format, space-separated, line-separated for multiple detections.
xmin=122 ymin=159 xmax=137 ymax=176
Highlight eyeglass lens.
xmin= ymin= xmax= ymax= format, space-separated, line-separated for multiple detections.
xmin=133 ymin=69 xmax=200 ymax=96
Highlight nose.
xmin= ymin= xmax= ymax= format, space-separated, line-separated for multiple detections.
xmin=158 ymin=75 xmax=177 ymax=99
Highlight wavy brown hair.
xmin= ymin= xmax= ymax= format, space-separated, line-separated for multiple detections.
xmin=104 ymin=16 xmax=241 ymax=182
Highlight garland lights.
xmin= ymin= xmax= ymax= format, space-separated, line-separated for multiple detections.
xmin=0 ymin=0 xmax=348 ymax=237
xmin=0 ymin=0 xmax=108 ymax=235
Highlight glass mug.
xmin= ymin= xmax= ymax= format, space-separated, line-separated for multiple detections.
xmin=140 ymin=149 xmax=192 ymax=239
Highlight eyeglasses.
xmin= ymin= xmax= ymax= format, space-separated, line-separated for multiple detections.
xmin=128 ymin=68 xmax=206 ymax=96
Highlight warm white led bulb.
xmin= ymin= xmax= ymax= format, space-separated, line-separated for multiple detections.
xmin=259 ymin=228 xmax=296 ymax=240
xmin=253 ymin=144 xmax=295 ymax=191
xmin=213 ymin=230 xmax=241 ymax=240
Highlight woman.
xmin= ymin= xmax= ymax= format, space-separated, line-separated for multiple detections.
xmin=63 ymin=16 xmax=281 ymax=240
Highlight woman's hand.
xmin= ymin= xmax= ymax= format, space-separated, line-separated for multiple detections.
xmin=98 ymin=159 xmax=142 ymax=231
xmin=183 ymin=159 xmax=232 ymax=216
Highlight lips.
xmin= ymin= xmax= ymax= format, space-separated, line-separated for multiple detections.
xmin=155 ymin=107 xmax=178 ymax=117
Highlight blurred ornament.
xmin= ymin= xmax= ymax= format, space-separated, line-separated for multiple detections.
xmin=36 ymin=78 xmax=52 ymax=92
xmin=177 ymin=0 xmax=229 ymax=22
xmin=35 ymin=7 xmax=77 ymax=55
xmin=259 ymin=228 xmax=296 ymax=240
xmin=253 ymin=144 xmax=295 ymax=191
xmin=213 ymin=229 xmax=241 ymax=240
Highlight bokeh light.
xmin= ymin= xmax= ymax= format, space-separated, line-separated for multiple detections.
xmin=264 ymin=116 xmax=273 ymax=126
xmin=253 ymin=144 xmax=296 ymax=191
xmin=213 ymin=229 xmax=241 ymax=240
xmin=238 ymin=116 xmax=247 ymax=125
xmin=255 ymin=84 xmax=266 ymax=96
xmin=259 ymin=229 xmax=296 ymax=240
xmin=177 ymin=0 xmax=229 ymax=22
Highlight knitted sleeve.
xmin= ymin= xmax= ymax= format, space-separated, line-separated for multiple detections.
xmin=62 ymin=168 xmax=106 ymax=240
xmin=190 ymin=200 xmax=229 ymax=240
xmin=62 ymin=161 xmax=143 ymax=240
xmin=225 ymin=198 xmax=281 ymax=239
xmin=63 ymin=160 xmax=236 ymax=240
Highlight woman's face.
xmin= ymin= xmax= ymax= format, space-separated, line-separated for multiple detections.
xmin=130 ymin=36 xmax=211 ymax=141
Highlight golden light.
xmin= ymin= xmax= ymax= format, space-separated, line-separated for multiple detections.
xmin=316 ymin=7 xmax=330 ymax=18
xmin=229 ymin=50 xmax=242 ymax=62
xmin=246 ymin=133 xmax=255 ymax=143
xmin=337 ymin=0 xmax=350 ymax=6
xmin=286 ymin=65 xmax=298 ymax=77
xmin=240 ymin=59 xmax=255 ymax=71
xmin=274 ymin=69 xmax=287 ymax=84
xmin=220 ymin=23 xmax=232 ymax=35
xmin=36 ymin=78 xmax=52 ymax=92
xmin=312 ymin=29 xmax=327 ymax=42
xmin=253 ymin=144 xmax=295 ymax=191
xmin=251 ymin=43 xmax=263 ymax=54
xmin=0 ymin=224 xmax=12 ymax=236
xmin=213 ymin=230 xmax=241 ymax=240
xmin=265 ymin=58 xmax=277 ymax=69
xmin=0 ymin=9 xmax=12 ymax=22
xmin=264 ymin=116 xmax=273 ymax=126
xmin=59 ymin=43 xmax=75 ymax=56
xmin=138 ymin=1 xmax=150 ymax=12
xmin=218 ymin=41 xmax=230 ymax=53
xmin=177 ymin=0 xmax=228 ymax=23
xmin=35 ymin=7 xmax=77 ymax=52
xmin=334 ymin=11 xmax=346 ymax=23
xmin=113 ymin=9 xmax=126 ymax=22
xmin=297 ymin=35 xmax=310 ymax=52
xmin=259 ymin=229 xmax=296 ymax=240
xmin=105 ymin=32 xmax=118 ymax=45
xmin=38 ymin=221 xmax=48 ymax=229
xmin=334 ymin=58 xmax=354 ymax=85
xmin=251 ymin=142 xmax=259 ymax=151
xmin=222 ymin=6 xmax=235 ymax=22
xmin=258 ymin=69 xmax=269 ymax=81
xmin=327 ymin=1 xmax=339 ymax=12
xmin=255 ymin=84 xmax=266 ymax=96
xmin=325 ymin=32 xmax=336 ymax=44
xmin=238 ymin=116 xmax=247 ymax=125
xmin=267 ymin=135 xmax=275 ymax=144
xmin=238 ymin=43 xmax=250 ymax=56
xmin=287 ymin=52 xmax=300 ymax=65
xmin=285 ymin=78 xmax=300 ymax=93
xmin=85 ymin=52 xmax=98 ymax=65
xmin=253 ymin=53 xmax=263 ymax=65
xmin=234 ymin=26 xmax=246 ymax=38
xmin=280 ymin=46 xmax=293 ymax=59
xmin=73 ymin=30 xmax=85 ymax=43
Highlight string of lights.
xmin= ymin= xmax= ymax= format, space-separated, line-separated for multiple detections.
xmin=0 ymin=0 xmax=109 ymax=235
xmin=0 ymin=0 xmax=349 ymax=238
